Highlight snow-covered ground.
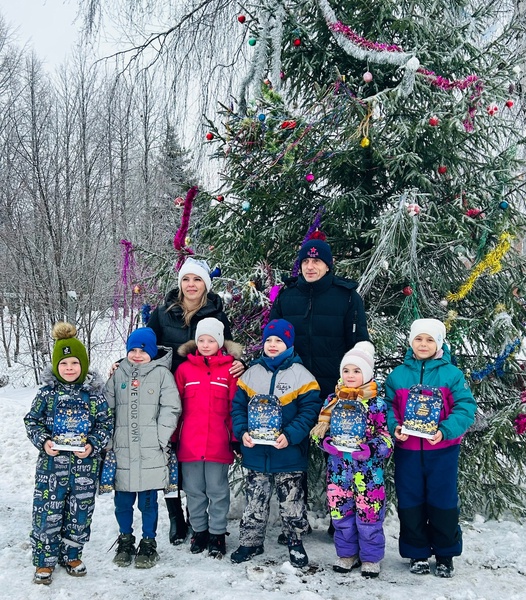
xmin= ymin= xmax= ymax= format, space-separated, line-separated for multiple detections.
xmin=2 ymin=385 xmax=526 ymax=600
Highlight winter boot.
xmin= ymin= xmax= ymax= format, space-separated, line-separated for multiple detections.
xmin=288 ymin=539 xmax=309 ymax=568
xmin=435 ymin=556 xmax=455 ymax=578
xmin=33 ymin=567 xmax=53 ymax=585
xmin=63 ymin=559 xmax=87 ymax=577
xmin=208 ymin=533 xmax=227 ymax=559
xmin=113 ymin=533 xmax=136 ymax=567
xmin=277 ymin=532 xmax=288 ymax=546
xmin=409 ymin=558 xmax=430 ymax=575
xmin=230 ymin=545 xmax=264 ymax=563
xmin=361 ymin=561 xmax=381 ymax=578
xmin=333 ymin=555 xmax=361 ymax=573
xmin=190 ymin=530 xmax=210 ymax=554
xmin=166 ymin=496 xmax=189 ymax=545
xmin=135 ymin=538 xmax=160 ymax=569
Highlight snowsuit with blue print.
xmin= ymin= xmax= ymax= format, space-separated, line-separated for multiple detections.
xmin=24 ymin=369 xmax=113 ymax=568
xmin=231 ymin=353 xmax=322 ymax=546
xmin=318 ymin=380 xmax=393 ymax=563
xmin=384 ymin=344 xmax=476 ymax=560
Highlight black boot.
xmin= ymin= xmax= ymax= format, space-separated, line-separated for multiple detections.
xmin=166 ymin=496 xmax=188 ymax=545
xmin=208 ymin=533 xmax=227 ymax=558
xmin=190 ymin=530 xmax=210 ymax=554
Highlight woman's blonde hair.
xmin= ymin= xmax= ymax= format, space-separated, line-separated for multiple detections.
xmin=166 ymin=288 xmax=208 ymax=327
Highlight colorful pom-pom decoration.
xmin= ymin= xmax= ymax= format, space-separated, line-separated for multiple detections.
xmin=438 ymin=165 xmax=447 ymax=175
xmin=428 ymin=115 xmax=439 ymax=126
xmin=206 ymin=132 xmax=214 ymax=140
xmin=305 ymin=172 xmax=315 ymax=183
xmin=237 ymin=15 xmax=246 ymax=23
xmin=362 ymin=71 xmax=373 ymax=83
xmin=360 ymin=137 xmax=370 ymax=148
xmin=402 ymin=286 xmax=413 ymax=296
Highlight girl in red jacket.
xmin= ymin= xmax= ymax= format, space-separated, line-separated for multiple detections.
xmin=175 ymin=317 xmax=243 ymax=558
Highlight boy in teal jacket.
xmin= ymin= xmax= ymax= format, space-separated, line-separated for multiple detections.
xmin=384 ymin=318 xmax=476 ymax=578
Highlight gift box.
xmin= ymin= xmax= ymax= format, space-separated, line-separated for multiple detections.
xmin=330 ymin=399 xmax=367 ymax=453
xmin=401 ymin=384 xmax=443 ymax=439
xmin=248 ymin=394 xmax=282 ymax=445
xmin=52 ymin=398 xmax=90 ymax=451
xmin=164 ymin=448 xmax=179 ymax=498
xmin=99 ymin=450 xmax=116 ymax=494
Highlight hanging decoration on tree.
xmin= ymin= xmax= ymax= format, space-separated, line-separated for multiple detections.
xmin=117 ymin=239 xmax=138 ymax=319
xmin=173 ymin=186 xmax=199 ymax=269
xmin=470 ymin=338 xmax=521 ymax=383
xmin=445 ymin=232 xmax=513 ymax=302
xmin=291 ymin=206 xmax=326 ymax=277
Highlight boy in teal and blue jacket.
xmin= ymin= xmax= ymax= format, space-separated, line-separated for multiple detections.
xmin=384 ymin=318 xmax=476 ymax=579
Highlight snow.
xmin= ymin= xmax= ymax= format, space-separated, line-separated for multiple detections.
xmin=2 ymin=385 xmax=526 ymax=600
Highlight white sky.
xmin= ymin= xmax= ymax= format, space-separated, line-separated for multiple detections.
xmin=0 ymin=0 xmax=81 ymax=66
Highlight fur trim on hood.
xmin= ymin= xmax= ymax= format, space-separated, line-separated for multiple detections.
xmin=41 ymin=365 xmax=106 ymax=393
xmin=178 ymin=339 xmax=244 ymax=360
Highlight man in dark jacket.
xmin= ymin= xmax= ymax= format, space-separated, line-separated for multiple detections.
xmin=269 ymin=239 xmax=372 ymax=400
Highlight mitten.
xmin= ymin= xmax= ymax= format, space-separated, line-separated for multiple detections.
xmin=310 ymin=421 xmax=330 ymax=441
xmin=351 ymin=443 xmax=371 ymax=461
xmin=322 ymin=437 xmax=343 ymax=457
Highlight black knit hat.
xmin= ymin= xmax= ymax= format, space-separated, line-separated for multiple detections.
xmin=298 ymin=239 xmax=333 ymax=269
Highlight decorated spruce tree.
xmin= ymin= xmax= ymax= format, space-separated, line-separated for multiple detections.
xmin=195 ymin=0 xmax=526 ymax=517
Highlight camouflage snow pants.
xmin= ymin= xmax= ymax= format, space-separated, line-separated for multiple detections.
xmin=30 ymin=452 xmax=100 ymax=568
xmin=238 ymin=470 xmax=309 ymax=547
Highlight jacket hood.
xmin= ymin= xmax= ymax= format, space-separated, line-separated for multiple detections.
xmin=178 ymin=339 xmax=243 ymax=360
xmin=41 ymin=365 xmax=105 ymax=393
xmin=119 ymin=345 xmax=173 ymax=375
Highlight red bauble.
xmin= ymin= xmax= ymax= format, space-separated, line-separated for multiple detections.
xmin=237 ymin=15 xmax=246 ymax=23
xmin=438 ymin=165 xmax=447 ymax=175
xmin=293 ymin=38 xmax=301 ymax=46
xmin=216 ymin=195 xmax=224 ymax=202
xmin=506 ymin=99 xmax=514 ymax=108
xmin=428 ymin=115 xmax=439 ymax=126
xmin=174 ymin=196 xmax=184 ymax=206
xmin=402 ymin=286 xmax=413 ymax=296
xmin=206 ymin=132 xmax=214 ymax=141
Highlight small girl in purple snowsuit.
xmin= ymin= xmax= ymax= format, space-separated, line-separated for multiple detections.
xmin=310 ymin=344 xmax=393 ymax=578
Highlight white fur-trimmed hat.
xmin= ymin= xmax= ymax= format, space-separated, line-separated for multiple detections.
xmin=177 ymin=257 xmax=212 ymax=292
xmin=195 ymin=317 xmax=224 ymax=348
xmin=409 ymin=318 xmax=446 ymax=350
xmin=340 ymin=341 xmax=375 ymax=383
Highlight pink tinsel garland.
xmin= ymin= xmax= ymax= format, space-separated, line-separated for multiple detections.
xmin=329 ymin=22 xmax=403 ymax=53
xmin=173 ymin=186 xmax=198 ymax=269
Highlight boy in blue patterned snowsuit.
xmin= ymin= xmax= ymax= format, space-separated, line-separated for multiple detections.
xmin=24 ymin=322 xmax=113 ymax=585
xmin=311 ymin=344 xmax=392 ymax=578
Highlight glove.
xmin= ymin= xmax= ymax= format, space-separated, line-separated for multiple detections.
xmin=322 ymin=437 xmax=343 ymax=457
xmin=351 ymin=443 xmax=371 ymax=461
xmin=231 ymin=441 xmax=241 ymax=455
xmin=310 ymin=421 xmax=330 ymax=442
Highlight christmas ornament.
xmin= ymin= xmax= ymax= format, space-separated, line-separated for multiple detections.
xmin=428 ymin=115 xmax=439 ymax=126
xmin=505 ymin=99 xmax=514 ymax=108
xmin=263 ymin=78 xmax=271 ymax=86
xmin=438 ymin=165 xmax=447 ymax=175
xmin=363 ymin=71 xmax=373 ymax=83
xmin=280 ymin=120 xmax=297 ymax=129
xmin=440 ymin=299 xmax=448 ymax=307
xmin=237 ymin=15 xmax=246 ymax=23
xmin=210 ymin=266 xmax=221 ymax=279
xmin=402 ymin=286 xmax=413 ymax=296
xmin=499 ymin=200 xmax=509 ymax=210
xmin=185 ymin=236 xmax=191 ymax=246
xmin=241 ymin=200 xmax=250 ymax=211
xmin=305 ymin=172 xmax=315 ymax=182
xmin=471 ymin=338 xmax=521 ymax=383
xmin=406 ymin=203 xmax=421 ymax=216
xmin=133 ymin=285 xmax=141 ymax=295
xmin=465 ymin=208 xmax=484 ymax=219
xmin=293 ymin=38 xmax=301 ymax=46
xmin=486 ymin=104 xmax=498 ymax=116
xmin=206 ymin=132 xmax=214 ymax=140
xmin=216 ymin=195 xmax=224 ymax=202
xmin=360 ymin=137 xmax=370 ymax=148
xmin=380 ymin=260 xmax=389 ymax=270
xmin=258 ymin=113 xmax=266 ymax=121
xmin=174 ymin=196 xmax=184 ymax=206
xmin=446 ymin=232 xmax=513 ymax=302
xmin=248 ymin=38 xmax=257 ymax=46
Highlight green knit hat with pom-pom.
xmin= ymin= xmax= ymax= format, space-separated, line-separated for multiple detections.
xmin=51 ymin=322 xmax=89 ymax=384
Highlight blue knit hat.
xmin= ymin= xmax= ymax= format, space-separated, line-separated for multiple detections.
xmin=298 ymin=239 xmax=333 ymax=269
xmin=126 ymin=327 xmax=158 ymax=359
xmin=263 ymin=319 xmax=295 ymax=348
